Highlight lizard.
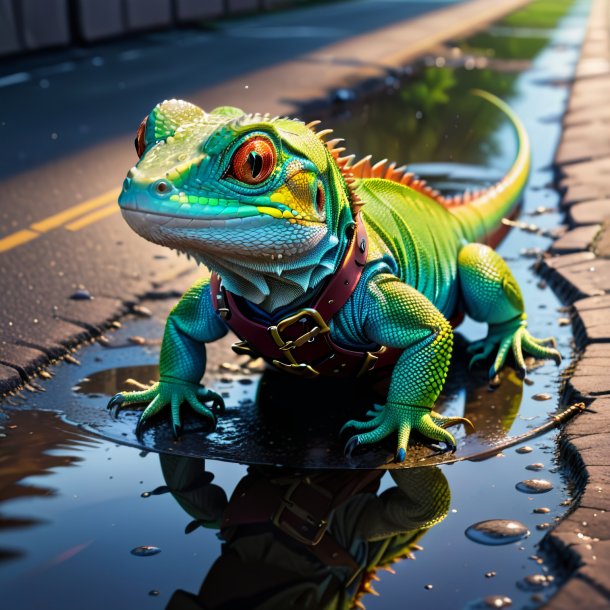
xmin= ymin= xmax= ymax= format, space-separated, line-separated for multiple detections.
xmin=109 ymin=91 xmax=561 ymax=462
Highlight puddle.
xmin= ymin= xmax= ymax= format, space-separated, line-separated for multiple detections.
xmin=0 ymin=0 xmax=591 ymax=608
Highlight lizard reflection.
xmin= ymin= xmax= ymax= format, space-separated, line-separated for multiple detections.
xmin=159 ymin=454 xmax=450 ymax=610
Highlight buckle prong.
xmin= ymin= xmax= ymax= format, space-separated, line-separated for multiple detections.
xmin=268 ymin=309 xmax=330 ymax=376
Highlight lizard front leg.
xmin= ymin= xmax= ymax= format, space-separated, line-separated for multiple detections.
xmin=342 ymin=274 xmax=472 ymax=462
xmin=458 ymin=243 xmax=561 ymax=379
xmin=108 ymin=277 xmax=228 ymax=437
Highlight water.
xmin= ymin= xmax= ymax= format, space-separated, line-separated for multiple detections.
xmin=465 ymin=520 xmax=530 ymax=546
xmin=0 ymin=0 xmax=592 ymax=608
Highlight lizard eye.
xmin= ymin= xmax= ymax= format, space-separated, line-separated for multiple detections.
xmin=228 ymin=137 xmax=276 ymax=185
xmin=134 ymin=116 xmax=148 ymax=158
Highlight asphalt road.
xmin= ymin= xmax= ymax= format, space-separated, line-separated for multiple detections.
xmin=0 ymin=0 xmax=472 ymax=390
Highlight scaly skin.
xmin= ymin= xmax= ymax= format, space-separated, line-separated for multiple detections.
xmin=110 ymin=92 xmax=561 ymax=461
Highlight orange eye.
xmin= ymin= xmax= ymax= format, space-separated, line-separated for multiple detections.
xmin=229 ymin=137 xmax=276 ymax=185
xmin=134 ymin=116 xmax=148 ymax=158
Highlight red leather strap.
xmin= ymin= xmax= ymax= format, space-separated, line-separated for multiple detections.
xmin=210 ymin=216 xmax=401 ymax=378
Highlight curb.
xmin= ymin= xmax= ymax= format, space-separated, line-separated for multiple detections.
xmin=539 ymin=0 xmax=610 ymax=607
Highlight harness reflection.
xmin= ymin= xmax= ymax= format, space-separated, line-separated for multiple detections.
xmin=161 ymin=454 xmax=450 ymax=610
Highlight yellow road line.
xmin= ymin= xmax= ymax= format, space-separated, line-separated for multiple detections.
xmin=0 ymin=187 xmax=121 ymax=254
xmin=0 ymin=229 xmax=40 ymax=253
xmin=64 ymin=204 xmax=119 ymax=231
xmin=31 ymin=188 xmax=120 ymax=232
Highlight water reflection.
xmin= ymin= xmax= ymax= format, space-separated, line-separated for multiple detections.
xmin=0 ymin=411 xmax=98 ymax=564
xmin=159 ymin=454 xmax=449 ymax=609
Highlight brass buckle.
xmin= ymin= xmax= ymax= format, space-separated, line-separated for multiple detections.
xmin=268 ymin=309 xmax=330 ymax=377
xmin=356 ymin=345 xmax=387 ymax=377
xmin=272 ymin=478 xmax=332 ymax=546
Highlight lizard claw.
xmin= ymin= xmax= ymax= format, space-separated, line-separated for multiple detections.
xmin=135 ymin=414 xmax=146 ymax=439
xmin=107 ymin=393 xmax=125 ymax=418
xmin=197 ymin=388 xmax=225 ymax=415
xmin=344 ymin=436 xmax=360 ymax=458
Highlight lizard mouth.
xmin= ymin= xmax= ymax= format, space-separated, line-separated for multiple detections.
xmin=118 ymin=187 xmax=307 ymax=227
xmin=120 ymin=207 xmax=277 ymax=231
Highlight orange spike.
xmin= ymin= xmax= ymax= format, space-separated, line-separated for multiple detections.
xmin=383 ymin=162 xmax=396 ymax=179
xmin=338 ymin=154 xmax=355 ymax=167
xmin=350 ymin=155 xmax=372 ymax=177
xmin=400 ymin=172 xmax=414 ymax=185
xmin=316 ymin=129 xmax=333 ymax=140
xmin=305 ymin=120 xmax=321 ymax=129
xmin=371 ymin=159 xmax=388 ymax=178
xmin=325 ymin=138 xmax=344 ymax=150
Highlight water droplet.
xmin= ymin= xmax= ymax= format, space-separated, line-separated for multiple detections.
xmin=533 ymin=507 xmax=550 ymax=514
xmin=484 ymin=596 xmax=512 ymax=608
xmin=424 ymin=584 xmax=433 ymax=590
xmin=70 ymin=289 xmax=92 ymax=300
xmin=141 ymin=491 xmax=151 ymax=498
xmin=485 ymin=571 xmax=497 ymax=578
xmin=130 ymin=545 xmax=161 ymax=556
xmin=526 ymin=463 xmax=545 ymax=471
xmin=532 ymin=393 xmax=552 ymax=401
xmin=536 ymin=522 xmax=551 ymax=530
xmin=516 ymin=479 xmax=554 ymax=494
xmin=128 ymin=336 xmax=147 ymax=345
xmin=465 ymin=520 xmax=529 ymax=545
xmin=516 ymin=446 xmax=533 ymax=454
xmin=149 ymin=590 xmax=160 ymax=596
xmin=132 ymin=305 xmax=152 ymax=317
xmin=517 ymin=574 xmax=554 ymax=591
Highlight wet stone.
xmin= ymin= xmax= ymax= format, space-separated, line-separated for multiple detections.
xmin=485 ymin=571 xmax=497 ymax=578
xmin=526 ymin=463 xmax=545 ymax=471
xmin=533 ymin=507 xmax=551 ymax=514
xmin=516 ymin=479 xmax=554 ymax=494
xmin=517 ymin=574 xmax=554 ymax=592
xmin=130 ymin=545 xmax=161 ymax=556
xmin=516 ymin=446 xmax=533 ymax=454
xmin=532 ymin=393 xmax=552 ymax=401
xmin=484 ymin=596 xmax=512 ymax=608
xmin=465 ymin=520 xmax=529 ymax=545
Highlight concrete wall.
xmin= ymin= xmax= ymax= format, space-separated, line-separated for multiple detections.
xmin=0 ymin=0 xmax=307 ymax=58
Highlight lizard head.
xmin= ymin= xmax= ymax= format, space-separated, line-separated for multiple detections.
xmin=119 ymin=99 xmax=360 ymax=275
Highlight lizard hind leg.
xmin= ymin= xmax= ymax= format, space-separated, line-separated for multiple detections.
xmin=458 ymin=243 xmax=561 ymax=379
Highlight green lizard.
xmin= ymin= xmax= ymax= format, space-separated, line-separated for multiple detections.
xmin=109 ymin=92 xmax=560 ymax=462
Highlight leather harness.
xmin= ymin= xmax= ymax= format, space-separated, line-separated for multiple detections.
xmin=210 ymin=216 xmax=402 ymax=379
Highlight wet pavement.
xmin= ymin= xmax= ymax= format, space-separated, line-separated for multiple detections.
xmin=0 ymin=0 xmax=606 ymax=608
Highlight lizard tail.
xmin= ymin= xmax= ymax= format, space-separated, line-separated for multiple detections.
xmin=448 ymin=90 xmax=531 ymax=248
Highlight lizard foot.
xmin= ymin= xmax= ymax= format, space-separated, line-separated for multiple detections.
xmin=342 ymin=403 xmax=473 ymax=462
xmin=468 ymin=316 xmax=561 ymax=379
xmin=107 ymin=378 xmax=224 ymax=439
